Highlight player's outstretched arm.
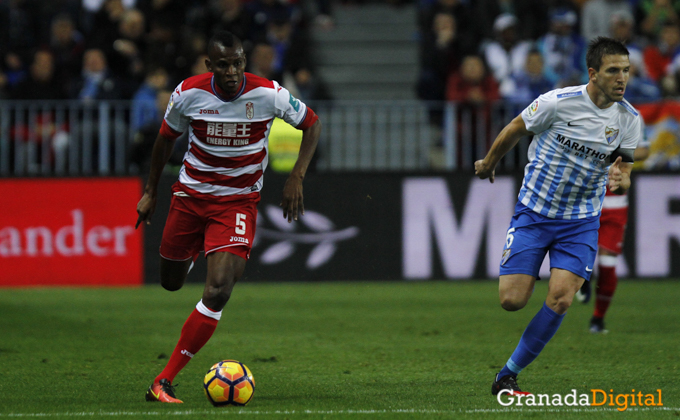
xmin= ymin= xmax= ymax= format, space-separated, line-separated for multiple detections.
xmin=136 ymin=133 xmax=177 ymax=228
xmin=281 ymin=119 xmax=321 ymax=222
xmin=608 ymin=156 xmax=633 ymax=195
xmin=474 ymin=114 xmax=533 ymax=183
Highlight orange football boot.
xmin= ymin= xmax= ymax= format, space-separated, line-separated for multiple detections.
xmin=145 ymin=378 xmax=183 ymax=403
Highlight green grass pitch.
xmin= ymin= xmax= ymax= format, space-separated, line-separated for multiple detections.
xmin=0 ymin=280 xmax=677 ymax=419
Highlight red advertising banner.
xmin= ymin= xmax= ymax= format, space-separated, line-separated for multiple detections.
xmin=0 ymin=178 xmax=143 ymax=286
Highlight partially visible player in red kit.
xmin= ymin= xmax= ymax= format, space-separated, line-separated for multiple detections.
xmin=136 ymin=30 xmax=320 ymax=403
xmin=576 ymin=139 xmax=649 ymax=333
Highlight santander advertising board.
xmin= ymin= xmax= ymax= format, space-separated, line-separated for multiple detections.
xmin=0 ymin=178 xmax=143 ymax=286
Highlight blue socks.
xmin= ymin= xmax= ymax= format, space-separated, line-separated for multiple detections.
xmin=498 ymin=302 xmax=565 ymax=379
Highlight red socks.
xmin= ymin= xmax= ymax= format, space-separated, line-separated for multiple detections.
xmin=156 ymin=301 xmax=221 ymax=384
xmin=593 ymin=256 xmax=618 ymax=319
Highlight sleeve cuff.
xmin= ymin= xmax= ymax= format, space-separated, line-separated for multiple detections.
xmin=160 ymin=120 xmax=183 ymax=140
xmin=296 ymin=107 xmax=319 ymax=130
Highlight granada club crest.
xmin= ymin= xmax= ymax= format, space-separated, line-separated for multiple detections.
xmin=605 ymin=126 xmax=619 ymax=144
xmin=246 ymin=102 xmax=254 ymax=119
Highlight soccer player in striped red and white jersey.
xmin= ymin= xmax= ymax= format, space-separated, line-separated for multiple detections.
xmin=575 ymin=140 xmax=649 ymax=333
xmin=136 ymin=30 xmax=320 ymax=403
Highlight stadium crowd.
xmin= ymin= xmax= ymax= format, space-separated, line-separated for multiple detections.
xmin=2 ymin=0 xmax=676 ymax=107
xmin=0 ymin=0 xmax=331 ymax=104
xmin=416 ymin=0 xmax=679 ymax=105
xmin=1 ymin=0 xmax=677 ymax=173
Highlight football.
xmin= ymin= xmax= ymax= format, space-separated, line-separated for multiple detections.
xmin=203 ymin=360 xmax=256 ymax=406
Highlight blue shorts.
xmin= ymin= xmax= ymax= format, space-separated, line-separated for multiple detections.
xmin=499 ymin=203 xmax=599 ymax=281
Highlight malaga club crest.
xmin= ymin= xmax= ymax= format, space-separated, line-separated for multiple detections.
xmin=605 ymin=126 xmax=619 ymax=144
xmin=246 ymin=102 xmax=254 ymax=119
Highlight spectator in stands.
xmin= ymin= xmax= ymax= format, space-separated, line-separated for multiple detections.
xmin=137 ymin=0 xmax=186 ymax=33
xmin=11 ymin=50 xmax=66 ymax=100
xmin=190 ymin=53 xmax=209 ymax=76
xmin=3 ymin=53 xmax=28 ymax=91
xmin=625 ymin=61 xmax=662 ymax=102
xmin=419 ymin=0 xmax=476 ymax=51
xmin=0 ymin=69 xmax=8 ymax=100
xmin=2 ymin=0 xmax=39 ymax=59
xmin=88 ymin=0 xmax=126 ymax=53
xmin=482 ymin=13 xmax=533 ymax=99
xmin=175 ymin=31 xmax=209 ymax=81
xmin=205 ymin=0 xmax=255 ymax=50
xmin=537 ymin=8 xmax=588 ymax=87
xmin=445 ymin=55 xmax=500 ymax=104
xmin=266 ymin=15 xmax=313 ymax=87
xmin=635 ymin=0 xmax=680 ymax=40
xmin=643 ymin=21 xmax=680 ymax=87
xmin=610 ymin=10 xmax=647 ymax=77
xmin=472 ymin=0 xmax=551 ymax=42
xmin=145 ymin=22 xmax=181 ymax=81
xmin=417 ymin=12 xmax=472 ymax=101
xmin=312 ymin=0 xmax=334 ymax=31
xmin=138 ymin=0 xmax=186 ymax=82
xmin=131 ymin=67 xmax=170 ymax=132
xmin=246 ymin=0 xmax=299 ymax=43
xmin=108 ymin=8 xmax=147 ymax=86
xmin=503 ymin=49 xmax=553 ymax=105
xmin=580 ymin=0 xmax=633 ymax=41
xmin=49 ymin=13 xmax=86 ymax=87
xmin=248 ymin=42 xmax=276 ymax=80
xmin=0 ymin=2 xmax=8 ymax=59
xmin=129 ymin=88 xmax=186 ymax=173
xmin=34 ymin=0 xmax=81 ymax=45
xmin=69 ymin=48 xmax=124 ymax=100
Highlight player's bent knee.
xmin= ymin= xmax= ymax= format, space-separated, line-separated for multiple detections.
xmin=159 ymin=270 xmax=186 ymax=291
xmin=159 ymin=257 xmax=191 ymax=291
xmin=161 ymin=278 xmax=184 ymax=291
xmin=499 ymin=287 xmax=531 ymax=311
xmin=500 ymin=296 xmax=527 ymax=311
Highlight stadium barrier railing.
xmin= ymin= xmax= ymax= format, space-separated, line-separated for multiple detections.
xmin=0 ymin=99 xmax=532 ymax=176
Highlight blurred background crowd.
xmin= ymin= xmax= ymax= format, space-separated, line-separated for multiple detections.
xmin=2 ymin=0 xmax=678 ymax=107
xmin=417 ymin=0 xmax=680 ymax=106
xmin=0 ymin=0 xmax=332 ymax=105
xmin=1 ymin=0 xmax=679 ymax=173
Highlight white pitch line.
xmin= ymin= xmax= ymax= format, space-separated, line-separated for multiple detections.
xmin=1 ymin=407 xmax=678 ymax=417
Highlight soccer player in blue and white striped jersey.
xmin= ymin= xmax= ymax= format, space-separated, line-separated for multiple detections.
xmin=474 ymin=37 xmax=642 ymax=396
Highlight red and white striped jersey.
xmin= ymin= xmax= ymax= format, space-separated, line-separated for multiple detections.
xmin=602 ymin=187 xmax=629 ymax=210
xmin=159 ymin=72 xmax=318 ymax=202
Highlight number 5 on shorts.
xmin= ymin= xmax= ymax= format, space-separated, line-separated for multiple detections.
xmin=236 ymin=213 xmax=247 ymax=235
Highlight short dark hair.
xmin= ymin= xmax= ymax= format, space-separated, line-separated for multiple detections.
xmin=208 ymin=30 xmax=241 ymax=50
xmin=586 ymin=36 xmax=629 ymax=71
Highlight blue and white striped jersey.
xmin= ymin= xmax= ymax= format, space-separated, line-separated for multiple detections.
xmin=519 ymin=84 xmax=641 ymax=219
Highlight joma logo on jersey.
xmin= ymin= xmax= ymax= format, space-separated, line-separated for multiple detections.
xmin=555 ymin=134 xmax=609 ymax=161
xmin=200 ymin=109 xmax=220 ymax=114
xmin=231 ymin=236 xmax=249 ymax=244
